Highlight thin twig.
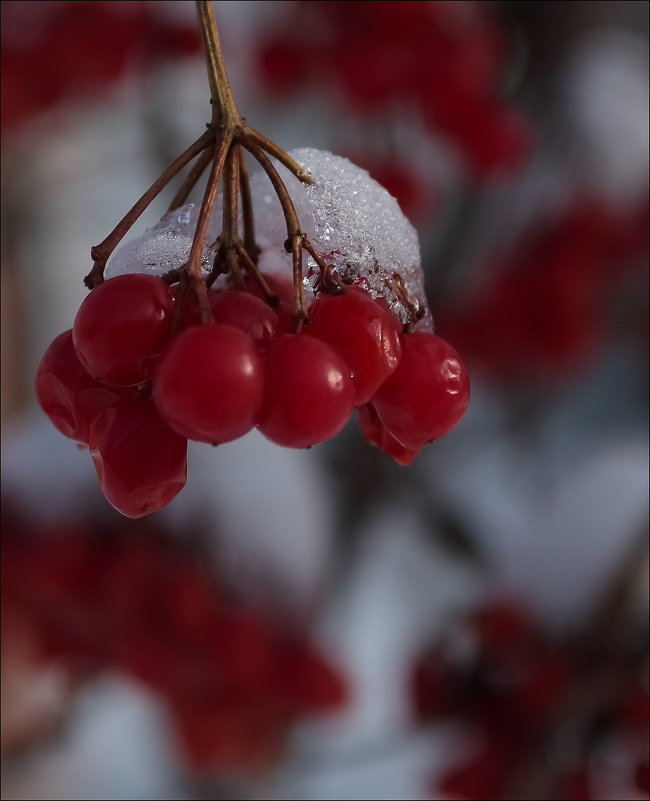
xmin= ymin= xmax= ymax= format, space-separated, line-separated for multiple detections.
xmin=247 ymin=127 xmax=313 ymax=184
xmin=238 ymin=148 xmax=258 ymax=260
xmin=241 ymin=136 xmax=308 ymax=323
xmin=168 ymin=146 xmax=214 ymax=212
xmin=186 ymin=132 xmax=233 ymax=322
xmin=236 ymin=244 xmax=277 ymax=304
xmin=85 ymin=130 xmax=213 ymax=288
xmin=195 ymin=0 xmax=240 ymax=127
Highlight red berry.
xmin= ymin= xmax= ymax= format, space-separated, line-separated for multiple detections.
xmin=373 ymin=332 xmax=469 ymax=449
xmin=73 ymin=274 xmax=174 ymax=386
xmin=305 ymin=287 xmax=402 ymax=405
xmin=357 ymin=404 xmax=419 ymax=465
xmin=176 ymin=289 xmax=281 ymax=346
xmin=257 ymin=334 xmax=354 ymax=448
xmin=153 ymin=324 xmax=264 ymax=444
xmin=242 ymin=272 xmax=294 ymax=306
xmin=209 ymin=291 xmax=280 ymax=345
xmin=35 ymin=329 xmax=127 ymax=444
xmin=89 ymin=398 xmax=187 ymax=518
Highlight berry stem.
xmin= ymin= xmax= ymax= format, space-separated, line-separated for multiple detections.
xmin=238 ymin=148 xmax=259 ymax=260
xmin=247 ymin=127 xmax=313 ymax=185
xmin=195 ymin=0 xmax=240 ymax=129
xmin=385 ymin=273 xmax=425 ymax=332
xmin=222 ymin=146 xmax=240 ymax=246
xmin=242 ymin=136 xmax=309 ymax=325
xmin=186 ymin=132 xmax=233 ymax=322
xmin=167 ymin=145 xmax=214 ymax=212
xmin=85 ymin=130 xmax=213 ymax=288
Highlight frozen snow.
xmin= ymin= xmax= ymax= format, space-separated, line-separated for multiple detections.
xmin=105 ymin=203 xmax=213 ymax=280
xmin=105 ymin=148 xmax=432 ymax=329
xmin=252 ymin=148 xmax=432 ymax=329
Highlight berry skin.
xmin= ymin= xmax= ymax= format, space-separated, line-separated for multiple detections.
xmin=257 ymin=334 xmax=354 ymax=448
xmin=35 ymin=329 xmax=128 ymax=444
xmin=89 ymin=398 xmax=187 ymax=518
xmin=305 ymin=287 xmax=402 ymax=405
xmin=153 ymin=324 xmax=264 ymax=444
xmin=210 ymin=291 xmax=280 ymax=345
xmin=73 ymin=274 xmax=174 ymax=386
xmin=180 ymin=290 xmax=280 ymax=346
xmin=241 ymin=272 xmax=294 ymax=306
xmin=372 ymin=332 xmax=469 ymax=449
xmin=357 ymin=404 xmax=419 ymax=465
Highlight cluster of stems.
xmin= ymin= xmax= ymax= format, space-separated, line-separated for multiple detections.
xmin=84 ymin=0 xmax=330 ymax=332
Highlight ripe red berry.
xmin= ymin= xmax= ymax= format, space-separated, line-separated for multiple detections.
xmin=372 ymin=332 xmax=469 ymax=449
xmin=241 ymin=272 xmax=294 ymax=305
xmin=257 ymin=334 xmax=354 ymax=448
xmin=176 ymin=288 xmax=281 ymax=346
xmin=89 ymin=398 xmax=187 ymax=518
xmin=153 ymin=324 xmax=264 ymax=444
xmin=357 ymin=403 xmax=419 ymax=465
xmin=35 ymin=329 xmax=127 ymax=444
xmin=72 ymin=274 xmax=174 ymax=386
xmin=209 ymin=290 xmax=280 ymax=345
xmin=305 ymin=287 xmax=402 ymax=405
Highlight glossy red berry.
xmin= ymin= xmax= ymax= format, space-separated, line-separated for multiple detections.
xmin=89 ymin=398 xmax=187 ymax=518
xmin=153 ymin=324 xmax=264 ymax=444
xmin=373 ymin=332 xmax=469 ymax=449
xmin=305 ymin=287 xmax=402 ymax=405
xmin=242 ymin=272 xmax=294 ymax=306
xmin=257 ymin=334 xmax=354 ymax=448
xmin=209 ymin=291 xmax=280 ymax=345
xmin=176 ymin=289 xmax=281 ymax=346
xmin=35 ymin=329 xmax=127 ymax=444
xmin=72 ymin=274 xmax=174 ymax=386
xmin=357 ymin=404 xmax=419 ymax=465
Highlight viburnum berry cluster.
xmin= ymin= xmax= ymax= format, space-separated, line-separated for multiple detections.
xmin=35 ymin=1 xmax=469 ymax=518
xmin=2 ymin=0 xmax=201 ymax=134
xmin=1 ymin=502 xmax=346 ymax=773
xmin=438 ymin=197 xmax=650 ymax=385
xmin=412 ymin=599 xmax=649 ymax=801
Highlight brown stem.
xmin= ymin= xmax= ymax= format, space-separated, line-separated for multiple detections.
xmin=386 ymin=273 xmax=424 ymax=332
xmin=186 ymin=132 xmax=233 ymax=322
xmin=168 ymin=146 xmax=214 ymax=212
xmin=236 ymin=244 xmax=277 ymax=304
xmin=238 ymin=148 xmax=259 ymax=260
xmin=241 ymin=136 xmax=308 ymax=323
xmin=85 ymin=130 xmax=213 ymax=288
xmin=195 ymin=0 xmax=240 ymax=127
xmin=222 ymin=145 xmax=240 ymax=245
xmin=302 ymin=238 xmax=345 ymax=293
xmin=240 ymin=137 xmax=302 ymax=239
xmin=247 ymin=127 xmax=313 ymax=184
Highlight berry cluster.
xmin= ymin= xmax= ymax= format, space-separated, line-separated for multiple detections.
xmin=256 ymin=1 xmax=530 ymax=179
xmin=36 ymin=272 xmax=469 ymax=517
xmin=412 ymin=600 xmax=649 ymax=801
xmin=2 ymin=0 xmax=200 ymax=134
xmin=438 ymin=197 xmax=649 ymax=385
xmin=2 ymin=504 xmax=346 ymax=773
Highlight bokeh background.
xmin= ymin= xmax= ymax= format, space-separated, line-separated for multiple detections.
xmin=1 ymin=2 xmax=648 ymax=799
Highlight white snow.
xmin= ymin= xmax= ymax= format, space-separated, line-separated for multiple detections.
xmin=105 ymin=204 xmax=212 ymax=280
xmin=105 ymin=148 xmax=432 ymax=328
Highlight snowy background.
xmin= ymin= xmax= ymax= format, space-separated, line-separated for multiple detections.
xmin=1 ymin=2 xmax=648 ymax=799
